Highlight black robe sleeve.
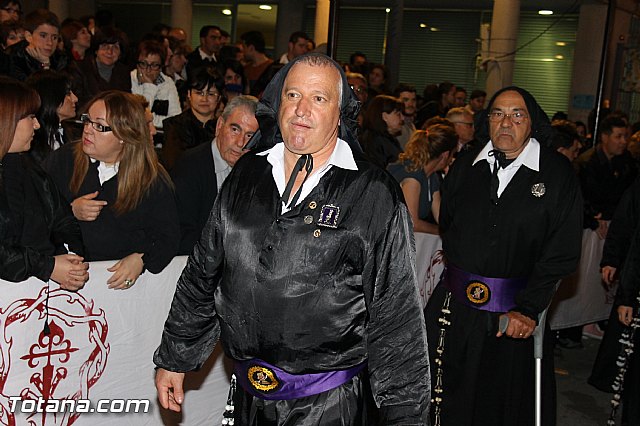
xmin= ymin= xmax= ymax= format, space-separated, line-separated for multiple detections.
xmin=153 ymin=198 xmax=224 ymax=372
xmin=601 ymin=177 xmax=640 ymax=269
xmin=615 ymin=220 xmax=640 ymax=308
xmin=363 ymin=201 xmax=430 ymax=424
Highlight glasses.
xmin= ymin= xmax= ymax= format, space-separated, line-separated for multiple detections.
xmin=137 ymin=61 xmax=162 ymax=70
xmin=81 ymin=114 xmax=112 ymax=132
xmin=99 ymin=43 xmax=120 ymax=51
xmin=452 ymin=121 xmax=474 ymax=127
xmin=487 ymin=111 xmax=528 ymax=124
xmin=2 ymin=6 xmax=21 ymax=14
xmin=192 ymin=90 xmax=221 ymax=99
xmin=349 ymin=84 xmax=366 ymax=94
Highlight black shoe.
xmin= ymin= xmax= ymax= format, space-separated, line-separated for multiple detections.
xmin=557 ymin=337 xmax=583 ymax=349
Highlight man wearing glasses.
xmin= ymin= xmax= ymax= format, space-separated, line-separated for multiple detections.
xmin=161 ymin=67 xmax=224 ymax=170
xmin=425 ymin=86 xmax=582 ymax=426
xmin=446 ymin=107 xmax=476 ymax=152
xmin=131 ymin=39 xmax=181 ymax=130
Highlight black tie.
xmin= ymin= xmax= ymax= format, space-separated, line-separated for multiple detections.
xmin=280 ymin=154 xmax=313 ymax=210
xmin=488 ymin=150 xmax=514 ymax=204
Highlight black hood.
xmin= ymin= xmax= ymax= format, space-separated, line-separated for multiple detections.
xmin=245 ymin=53 xmax=363 ymax=157
xmin=475 ymin=86 xmax=553 ymax=148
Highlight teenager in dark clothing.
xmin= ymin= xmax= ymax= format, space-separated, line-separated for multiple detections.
xmin=0 ymin=76 xmax=87 ymax=289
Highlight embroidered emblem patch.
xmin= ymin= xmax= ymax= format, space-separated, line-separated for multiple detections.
xmin=531 ymin=183 xmax=546 ymax=198
xmin=466 ymin=281 xmax=490 ymax=305
xmin=317 ymin=204 xmax=340 ymax=228
xmin=248 ymin=365 xmax=279 ymax=392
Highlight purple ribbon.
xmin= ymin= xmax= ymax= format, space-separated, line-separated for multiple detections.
xmin=443 ymin=264 xmax=527 ymax=313
xmin=234 ymin=359 xmax=366 ymax=400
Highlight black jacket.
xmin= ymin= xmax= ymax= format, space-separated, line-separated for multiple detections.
xmin=360 ymin=130 xmax=403 ymax=169
xmin=576 ymin=146 xmax=638 ymax=229
xmin=601 ymin=177 xmax=640 ymax=269
xmin=8 ymin=40 xmax=69 ymax=81
xmin=45 ymin=143 xmax=179 ymax=272
xmin=161 ymin=109 xmax=216 ymax=171
xmin=170 ymin=142 xmax=218 ymax=255
xmin=0 ymin=153 xmax=83 ymax=282
xmin=71 ymin=54 xmax=132 ymax=111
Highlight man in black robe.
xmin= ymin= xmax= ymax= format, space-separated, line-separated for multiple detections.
xmin=425 ymin=87 xmax=582 ymax=426
xmin=154 ymin=53 xmax=430 ymax=425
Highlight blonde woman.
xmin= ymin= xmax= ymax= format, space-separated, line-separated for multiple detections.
xmin=46 ymin=90 xmax=179 ymax=290
xmin=388 ymin=125 xmax=458 ymax=234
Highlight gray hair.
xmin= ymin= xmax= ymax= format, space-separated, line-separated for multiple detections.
xmin=221 ymin=95 xmax=259 ymax=121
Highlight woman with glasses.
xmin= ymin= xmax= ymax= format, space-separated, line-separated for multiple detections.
xmin=26 ymin=70 xmax=78 ymax=165
xmin=72 ymin=28 xmax=131 ymax=111
xmin=161 ymin=66 xmax=223 ymax=170
xmin=131 ymin=39 xmax=181 ymax=131
xmin=388 ymin=125 xmax=458 ymax=234
xmin=0 ymin=77 xmax=87 ymax=289
xmin=45 ymin=90 xmax=179 ymax=290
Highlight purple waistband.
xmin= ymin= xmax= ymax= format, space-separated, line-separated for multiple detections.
xmin=234 ymin=359 xmax=366 ymax=400
xmin=443 ymin=264 xmax=527 ymax=312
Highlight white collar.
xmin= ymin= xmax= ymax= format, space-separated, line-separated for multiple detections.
xmin=473 ymin=138 xmax=540 ymax=172
xmin=211 ymin=138 xmax=230 ymax=172
xmin=90 ymin=157 xmax=119 ymax=184
xmin=257 ymin=137 xmax=358 ymax=172
xmin=198 ymin=48 xmax=216 ymax=62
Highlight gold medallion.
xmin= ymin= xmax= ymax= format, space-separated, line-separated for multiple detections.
xmin=248 ymin=365 xmax=279 ymax=392
xmin=465 ymin=281 xmax=490 ymax=305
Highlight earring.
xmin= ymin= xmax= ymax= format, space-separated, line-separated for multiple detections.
xmin=119 ymin=140 xmax=124 ymax=144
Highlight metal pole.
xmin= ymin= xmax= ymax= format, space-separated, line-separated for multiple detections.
xmin=326 ymin=0 xmax=339 ymax=59
xmin=592 ymin=0 xmax=616 ymax=142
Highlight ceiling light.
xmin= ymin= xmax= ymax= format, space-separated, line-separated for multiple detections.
xmin=555 ymin=55 xmax=564 ymax=60
xmin=222 ymin=9 xmax=232 ymax=15
xmin=538 ymin=10 xmax=553 ymax=15
xmin=259 ymin=5 xmax=272 ymax=10
xmin=385 ymin=8 xmax=390 ymax=13
xmin=430 ymin=27 xmax=440 ymax=32
xmin=419 ymin=23 xmax=427 ymax=28
xmin=555 ymin=41 xmax=566 ymax=46
xmin=540 ymin=58 xmax=555 ymax=62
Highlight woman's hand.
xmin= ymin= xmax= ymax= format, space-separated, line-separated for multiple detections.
xmin=107 ymin=253 xmax=144 ymax=290
xmin=71 ymin=191 xmax=108 ymax=221
xmin=51 ymin=254 xmax=90 ymax=291
xmin=618 ymin=305 xmax=634 ymax=326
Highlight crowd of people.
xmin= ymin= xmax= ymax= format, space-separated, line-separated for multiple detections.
xmin=2 ymin=0 xmax=640 ymax=424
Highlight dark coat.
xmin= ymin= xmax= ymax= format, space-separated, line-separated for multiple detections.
xmin=72 ymin=54 xmax=132 ymax=110
xmin=170 ymin=142 xmax=218 ymax=255
xmin=0 ymin=152 xmax=83 ymax=282
xmin=7 ymin=40 xmax=69 ymax=81
xmin=576 ymin=146 xmax=638 ymax=229
xmin=161 ymin=109 xmax=216 ymax=171
xmin=44 ymin=142 xmax=179 ymax=272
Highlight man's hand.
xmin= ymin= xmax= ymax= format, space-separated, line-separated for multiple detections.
xmin=71 ymin=191 xmax=108 ymax=221
xmin=594 ymin=213 xmax=609 ymax=240
xmin=601 ymin=266 xmax=617 ymax=286
xmin=155 ymin=369 xmax=185 ymax=412
xmin=496 ymin=311 xmax=536 ymax=339
xmin=618 ymin=306 xmax=634 ymax=326
xmin=51 ymin=254 xmax=89 ymax=291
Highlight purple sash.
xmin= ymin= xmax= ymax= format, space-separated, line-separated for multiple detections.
xmin=443 ymin=264 xmax=527 ymax=312
xmin=234 ymin=358 xmax=366 ymax=400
